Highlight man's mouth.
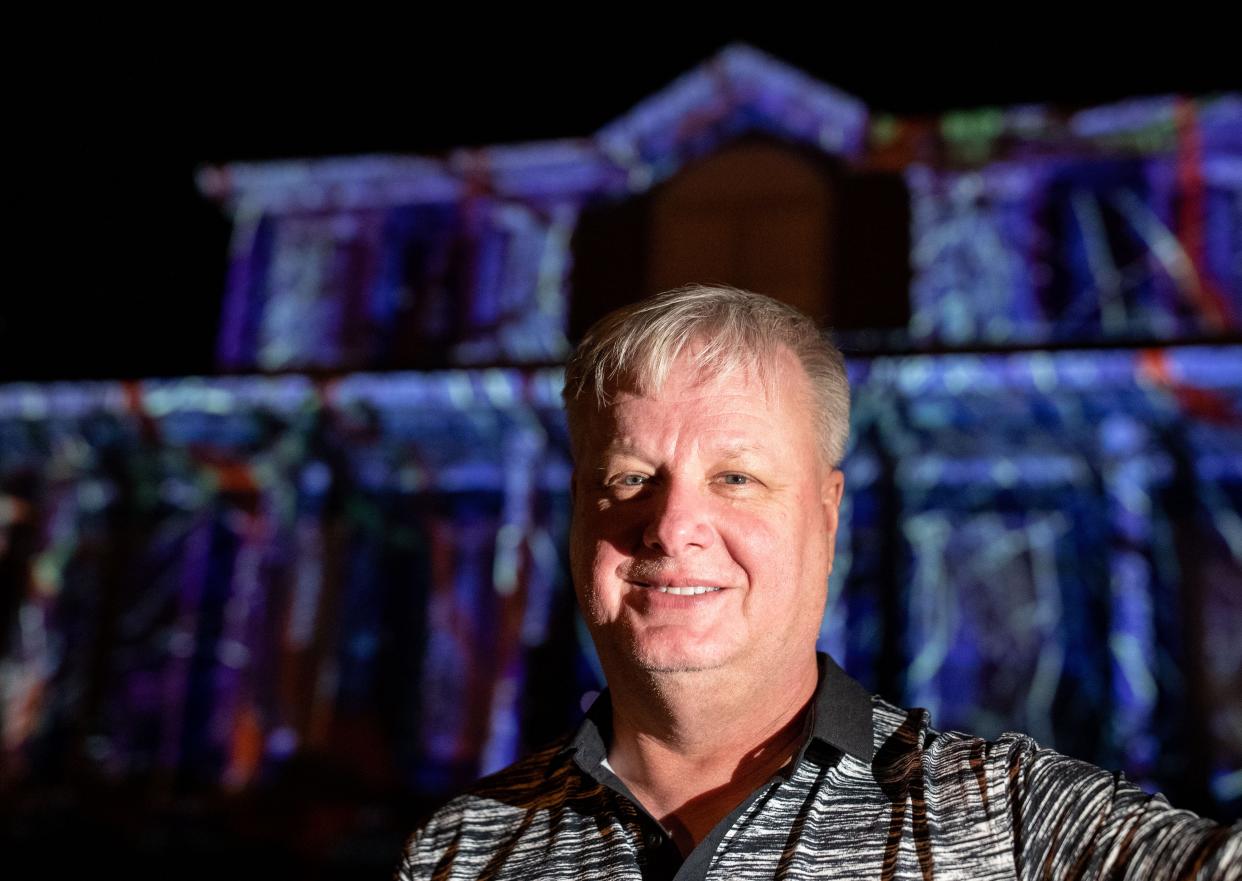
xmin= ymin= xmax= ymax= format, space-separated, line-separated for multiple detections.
xmin=634 ymin=583 xmax=724 ymax=596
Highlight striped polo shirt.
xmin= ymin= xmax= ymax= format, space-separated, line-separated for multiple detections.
xmin=398 ymin=656 xmax=1241 ymax=880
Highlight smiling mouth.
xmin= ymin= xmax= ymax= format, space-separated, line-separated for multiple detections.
xmin=634 ymin=584 xmax=723 ymax=596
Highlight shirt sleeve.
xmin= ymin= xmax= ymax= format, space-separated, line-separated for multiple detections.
xmin=393 ymin=804 xmax=467 ymax=881
xmin=394 ymin=824 xmax=433 ymax=881
xmin=1000 ymin=734 xmax=1242 ymax=881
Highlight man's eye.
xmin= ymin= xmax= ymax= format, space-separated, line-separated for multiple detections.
xmin=618 ymin=474 xmax=647 ymax=487
xmin=721 ymin=473 xmax=750 ymax=485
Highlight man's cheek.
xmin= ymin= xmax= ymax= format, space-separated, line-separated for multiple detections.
xmin=575 ymin=546 xmax=619 ymax=613
xmin=584 ymin=511 xmax=646 ymax=563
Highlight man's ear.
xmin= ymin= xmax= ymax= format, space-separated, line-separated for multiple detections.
xmin=822 ymin=468 xmax=845 ymax=576
xmin=822 ymin=468 xmax=845 ymax=531
xmin=823 ymin=468 xmax=844 ymax=509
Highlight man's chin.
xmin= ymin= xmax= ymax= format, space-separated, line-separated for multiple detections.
xmin=628 ymin=643 xmax=733 ymax=675
xmin=640 ymin=662 xmax=721 ymax=675
xmin=591 ymin=625 xmax=742 ymax=677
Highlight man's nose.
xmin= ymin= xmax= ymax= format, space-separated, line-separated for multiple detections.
xmin=642 ymin=480 xmax=714 ymax=556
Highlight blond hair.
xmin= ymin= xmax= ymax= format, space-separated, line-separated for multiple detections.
xmin=563 ymin=284 xmax=850 ymax=465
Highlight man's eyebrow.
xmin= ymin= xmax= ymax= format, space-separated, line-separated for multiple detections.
xmin=598 ymin=441 xmax=764 ymax=459
xmin=599 ymin=440 xmax=649 ymax=458
xmin=590 ymin=442 xmax=654 ymax=468
xmin=714 ymin=442 xmax=763 ymax=458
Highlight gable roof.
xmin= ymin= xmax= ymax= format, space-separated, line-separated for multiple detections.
xmin=199 ymin=44 xmax=868 ymax=213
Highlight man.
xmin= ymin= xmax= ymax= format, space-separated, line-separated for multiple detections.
xmin=398 ymin=285 xmax=1240 ymax=880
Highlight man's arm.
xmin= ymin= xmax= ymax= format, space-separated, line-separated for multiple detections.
xmin=1000 ymin=735 xmax=1241 ymax=880
xmin=394 ymin=799 xmax=476 ymax=881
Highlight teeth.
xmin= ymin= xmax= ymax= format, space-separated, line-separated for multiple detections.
xmin=653 ymin=586 xmax=720 ymax=596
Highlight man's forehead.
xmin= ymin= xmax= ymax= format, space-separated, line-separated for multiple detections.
xmin=592 ymin=371 xmax=779 ymax=439
xmin=606 ymin=345 xmax=803 ymax=406
xmin=600 ymin=431 xmax=767 ymax=457
xmin=581 ymin=353 xmax=815 ymax=448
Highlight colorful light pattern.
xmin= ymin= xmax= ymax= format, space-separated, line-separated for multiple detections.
xmin=2 ymin=348 xmax=1239 ymax=819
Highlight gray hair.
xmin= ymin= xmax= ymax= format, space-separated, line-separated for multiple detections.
xmin=562 ymin=284 xmax=850 ymax=466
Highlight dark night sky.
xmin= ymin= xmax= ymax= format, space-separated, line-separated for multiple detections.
xmin=6 ymin=32 xmax=1237 ymax=381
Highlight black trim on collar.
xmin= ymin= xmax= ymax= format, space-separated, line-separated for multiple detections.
xmin=567 ymin=690 xmax=611 ymax=767
xmin=807 ymin=653 xmax=876 ymax=763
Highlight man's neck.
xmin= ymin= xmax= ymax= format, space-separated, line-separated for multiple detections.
xmin=603 ymin=654 xmax=820 ymax=855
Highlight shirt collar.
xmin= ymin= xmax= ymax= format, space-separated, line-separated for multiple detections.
xmin=806 ymin=652 xmax=876 ymax=763
xmin=568 ymin=652 xmax=875 ymax=770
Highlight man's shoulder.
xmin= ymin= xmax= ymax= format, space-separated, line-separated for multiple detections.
xmin=397 ymin=734 xmax=613 ymax=880
xmin=864 ymin=695 xmax=1113 ymax=803
xmin=430 ymin=733 xmax=585 ymax=818
xmin=866 ymin=696 xmax=1242 ymax=864
xmin=868 ymin=694 xmax=1037 ymax=760
xmin=410 ymin=732 xmax=601 ymax=845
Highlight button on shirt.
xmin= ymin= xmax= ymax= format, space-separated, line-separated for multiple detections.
xmin=398 ymin=656 xmax=1241 ymax=880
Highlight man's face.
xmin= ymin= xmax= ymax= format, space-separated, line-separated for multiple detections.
xmin=569 ymin=346 xmax=845 ymax=678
